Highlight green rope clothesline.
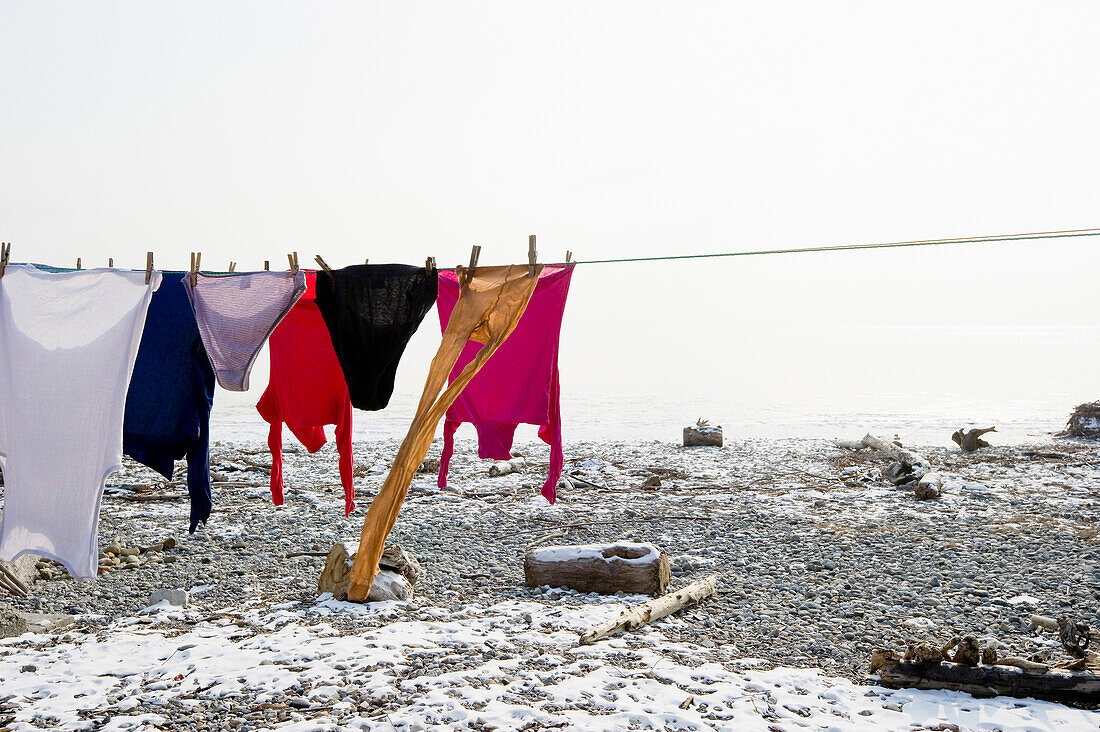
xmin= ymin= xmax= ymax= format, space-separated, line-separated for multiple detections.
xmin=3 ymin=227 xmax=1098 ymax=274
xmin=557 ymin=227 xmax=1100 ymax=266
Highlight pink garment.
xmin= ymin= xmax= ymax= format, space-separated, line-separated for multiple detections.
xmin=436 ymin=264 xmax=574 ymax=502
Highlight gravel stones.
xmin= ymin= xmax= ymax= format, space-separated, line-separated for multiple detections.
xmin=147 ymin=589 xmax=189 ymax=607
xmin=0 ymin=435 xmax=1096 ymax=697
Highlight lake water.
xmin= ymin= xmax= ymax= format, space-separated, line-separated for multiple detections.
xmin=211 ymin=388 xmax=1079 ymax=449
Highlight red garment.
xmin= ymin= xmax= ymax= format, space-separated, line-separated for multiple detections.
xmin=256 ymin=271 xmax=354 ymax=514
xmin=436 ymin=264 xmax=574 ymax=502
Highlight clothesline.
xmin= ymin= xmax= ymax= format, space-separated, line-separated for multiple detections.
xmin=2 ymin=226 xmax=1098 ymax=276
xmin=551 ymin=226 xmax=1100 ymax=266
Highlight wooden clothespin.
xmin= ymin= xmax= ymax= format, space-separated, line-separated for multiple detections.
xmin=228 ymin=261 xmax=236 ymax=273
xmin=463 ymin=245 xmax=481 ymax=287
xmin=108 ymin=257 xmax=114 ymax=268
xmin=76 ymin=257 xmax=82 ymax=270
xmin=0 ymin=242 xmax=11 ymax=278
xmin=528 ymin=234 xmax=537 ymax=277
xmin=314 ymin=255 xmax=335 ymax=278
xmin=425 ymin=256 xmax=436 ymax=271
xmin=288 ymin=252 xmax=299 ymax=274
xmin=264 ymin=260 xmax=270 ymax=271
xmin=565 ymin=250 xmax=572 ymax=263
xmin=364 ymin=258 xmax=369 ymax=265
xmin=145 ymin=252 xmax=153 ymax=285
xmin=190 ymin=251 xmax=201 ymax=287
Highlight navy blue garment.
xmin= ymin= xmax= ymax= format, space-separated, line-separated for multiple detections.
xmin=123 ymin=273 xmax=215 ymax=532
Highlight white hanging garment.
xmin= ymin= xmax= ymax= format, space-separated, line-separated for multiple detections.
xmin=0 ymin=265 xmax=161 ymax=579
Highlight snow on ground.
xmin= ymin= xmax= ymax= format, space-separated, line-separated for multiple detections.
xmin=1 ymin=598 xmax=1097 ymax=731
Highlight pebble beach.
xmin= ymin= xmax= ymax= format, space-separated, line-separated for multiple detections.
xmin=2 ymin=432 xmax=1098 ymax=730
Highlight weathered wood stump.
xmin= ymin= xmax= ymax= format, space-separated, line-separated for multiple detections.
xmin=952 ymin=427 xmax=996 ymax=452
xmin=524 ymin=542 xmax=671 ymax=596
xmin=684 ymin=423 xmax=722 ymax=447
xmin=318 ymin=541 xmax=419 ymax=602
xmin=914 ymin=472 xmax=943 ymax=500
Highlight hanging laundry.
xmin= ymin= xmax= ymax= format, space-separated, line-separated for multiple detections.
xmin=184 ymin=270 xmax=307 ymax=391
xmin=314 ymin=264 xmax=438 ymax=411
xmin=346 ymin=264 xmax=540 ymax=600
xmin=123 ymin=274 xmax=216 ymax=533
xmin=0 ymin=265 xmax=161 ymax=579
xmin=256 ymin=270 xmax=354 ymax=513
xmin=436 ymin=264 xmax=574 ymax=502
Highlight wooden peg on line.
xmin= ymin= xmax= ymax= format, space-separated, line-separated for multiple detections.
xmin=228 ymin=262 xmax=236 ymax=272
xmin=528 ymin=234 xmax=537 ymax=277
xmin=108 ymin=258 xmax=114 ymax=268
xmin=146 ymin=252 xmax=153 ymax=285
xmin=314 ymin=255 xmax=334 ymax=277
xmin=288 ymin=252 xmax=299 ymax=274
xmin=0 ymin=242 xmax=10 ymax=278
xmin=190 ymin=251 xmax=201 ymax=287
xmin=264 ymin=260 xmax=270 ymax=271
xmin=364 ymin=258 xmax=369 ymax=265
xmin=426 ymin=256 xmax=436 ymax=271
xmin=464 ymin=245 xmax=481 ymax=286
xmin=76 ymin=257 xmax=82 ymax=270
xmin=565 ymin=250 xmax=573 ymax=263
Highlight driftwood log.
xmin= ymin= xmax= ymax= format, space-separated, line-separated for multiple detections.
xmin=1032 ymin=614 xmax=1099 ymax=670
xmin=952 ymin=427 xmax=997 ymax=452
xmin=578 ymin=574 xmax=718 ymax=645
xmin=488 ymin=457 xmax=526 ymax=477
xmin=872 ymin=655 xmax=1100 ymax=705
xmin=838 ymin=434 xmax=940 ymax=498
xmin=317 ymin=541 xmax=420 ymax=602
xmin=684 ymin=421 xmax=722 ymax=447
xmin=858 ymin=434 xmax=930 ymax=479
xmin=524 ymin=542 xmax=671 ymax=596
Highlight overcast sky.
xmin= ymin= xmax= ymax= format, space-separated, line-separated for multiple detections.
xmin=2 ymin=2 xmax=1098 ymax=420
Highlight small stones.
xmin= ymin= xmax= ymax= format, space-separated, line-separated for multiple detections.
xmin=147 ymin=589 xmax=189 ymax=607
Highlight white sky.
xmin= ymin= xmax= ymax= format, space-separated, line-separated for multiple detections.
xmin=2 ymin=2 xmax=1098 ymax=418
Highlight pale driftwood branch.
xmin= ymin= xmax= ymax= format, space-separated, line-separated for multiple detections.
xmin=1031 ymin=614 xmax=1100 ymax=644
xmin=999 ymin=656 xmax=1051 ymax=674
xmin=859 ymin=434 xmax=931 ymax=475
xmin=488 ymin=458 xmax=525 ymax=477
xmin=525 ymin=529 xmax=570 ymax=552
xmin=112 ymin=493 xmax=189 ymax=502
xmin=578 ymin=574 xmax=718 ymax=645
xmin=0 ymin=572 xmax=26 ymax=597
xmin=0 ymin=563 xmax=29 ymax=596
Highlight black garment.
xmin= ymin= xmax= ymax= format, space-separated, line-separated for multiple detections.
xmin=315 ymin=264 xmax=438 ymax=411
